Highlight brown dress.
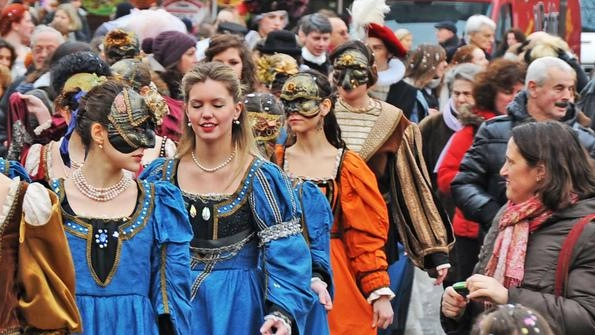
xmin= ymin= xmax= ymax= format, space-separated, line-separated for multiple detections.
xmin=0 ymin=179 xmax=81 ymax=334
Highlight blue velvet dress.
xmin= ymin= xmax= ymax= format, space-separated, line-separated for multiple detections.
xmin=293 ymin=180 xmax=334 ymax=335
xmin=50 ymin=179 xmax=193 ymax=335
xmin=141 ymin=158 xmax=315 ymax=335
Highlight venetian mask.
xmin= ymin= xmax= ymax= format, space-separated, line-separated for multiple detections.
xmin=279 ymin=73 xmax=322 ymax=118
xmin=107 ymin=88 xmax=156 ymax=153
xmin=332 ymin=49 xmax=370 ymax=90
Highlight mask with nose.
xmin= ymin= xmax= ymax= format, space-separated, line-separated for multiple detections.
xmin=332 ymin=49 xmax=371 ymax=90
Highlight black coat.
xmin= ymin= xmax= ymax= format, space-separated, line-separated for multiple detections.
xmin=451 ymin=91 xmax=595 ymax=234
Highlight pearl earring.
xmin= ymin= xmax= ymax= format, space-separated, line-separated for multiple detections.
xmin=98 ymin=143 xmax=104 ymax=149
xmin=187 ymin=122 xmax=192 ymax=127
xmin=233 ymin=119 xmax=240 ymax=125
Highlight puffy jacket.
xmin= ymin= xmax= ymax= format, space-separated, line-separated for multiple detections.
xmin=451 ymin=91 xmax=595 ymax=234
xmin=437 ymin=108 xmax=498 ymax=239
xmin=442 ymin=197 xmax=595 ymax=334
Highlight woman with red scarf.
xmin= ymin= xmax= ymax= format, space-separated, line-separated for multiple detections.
xmin=441 ymin=121 xmax=595 ymax=334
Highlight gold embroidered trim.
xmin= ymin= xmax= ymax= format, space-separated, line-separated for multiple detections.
xmin=335 ymin=100 xmax=401 ymax=160
xmin=160 ymin=245 xmax=169 ymax=313
xmin=60 ymin=179 xmax=155 ymax=287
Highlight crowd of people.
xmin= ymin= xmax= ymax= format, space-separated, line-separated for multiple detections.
xmin=1 ymin=0 xmax=595 ymax=334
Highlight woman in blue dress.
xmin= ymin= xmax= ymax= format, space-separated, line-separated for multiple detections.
xmin=49 ymin=80 xmax=192 ymax=334
xmin=141 ymin=62 xmax=314 ymax=335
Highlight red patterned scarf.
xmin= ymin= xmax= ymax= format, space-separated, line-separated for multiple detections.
xmin=484 ymin=196 xmax=555 ymax=288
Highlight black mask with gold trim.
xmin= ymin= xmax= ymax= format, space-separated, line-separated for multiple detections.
xmin=107 ymin=88 xmax=156 ymax=154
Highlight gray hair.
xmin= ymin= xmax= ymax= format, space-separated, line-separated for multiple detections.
xmin=445 ymin=62 xmax=483 ymax=92
xmin=31 ymin=25 xmax=64 ymax=47
xmin=525 ymin=56 xmax=574 ymax=88
xmin=299 ymin=13 xmax=332 ymax=35
xmin=465 ymin=15 xmax=496 ymax=35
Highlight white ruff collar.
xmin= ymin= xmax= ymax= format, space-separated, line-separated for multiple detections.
xmin=376 ymin=58 xmax=405 ymax=86
xmin=302 ymin=47 xmax=327 ymax=65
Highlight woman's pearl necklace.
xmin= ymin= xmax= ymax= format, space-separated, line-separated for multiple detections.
xmin=72 ymin=168 xmax=132 ymax=202
xmin=191 ymin=149 xmax=237 ymax=173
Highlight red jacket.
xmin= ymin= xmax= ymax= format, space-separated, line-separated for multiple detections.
xmin=437 ymin=109 xmax=497 ymax=238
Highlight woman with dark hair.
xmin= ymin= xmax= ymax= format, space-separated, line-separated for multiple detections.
xmin=442 ymin=121 xmax=595 ymax=334
xmin=110 ymin=58 xmax=176 ymax=167
xmin=142 ymin=30 xmax=198 ymax=142
xmin=437 ymin=59 xmax=526 ymax=282
xmin=277 ymin=70 xmax=394 ymax=334
xmin=494 ymin=28 xmax=526 ymax=58
xmin=48 ymin=79 xmax=192 ymax=334
xmin=329 ymin=38 xmax=453 ymax=283
xmin=0 ymin=39 xmax=17 ymax=70
xmin=0 ymin=4 xmax=35 ymax=78
xmin=140 ymin=62 xmax=313 ymax=335
xmin=205 ymin=33 xmax=259 ymax=94
xmin=19 ymin=51 xmax=111 ymax=183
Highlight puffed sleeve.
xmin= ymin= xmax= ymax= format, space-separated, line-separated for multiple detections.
xmin=339 ymin=151 xmax=391 ymax=297
xmin=295 ymin=180 xmax=334 ymax=296
xmin=18 ymin=185 xmax=82 ymax=332
xmin=21 ymin=143 xmax=45 ymax=182
xmin=250 ymin=161 xmax=315 ymax=334
xmin=139 ymin=157 xmax=167 ymax=182
xmin=150 ymin=181 xmax=193 ymax=335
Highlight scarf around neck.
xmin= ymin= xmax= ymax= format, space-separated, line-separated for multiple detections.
xmin=484 ymin=196 xmax=553 ymax=288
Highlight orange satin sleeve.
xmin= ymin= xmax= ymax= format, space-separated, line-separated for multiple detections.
xmin=18 ymin=190 xmax=82 ymax=332
xmin=337 ymin=151 xmax=390 ymax=296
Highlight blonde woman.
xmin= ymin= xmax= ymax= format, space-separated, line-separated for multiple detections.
xmin=141 ymin=62 xmax=313 ymax=335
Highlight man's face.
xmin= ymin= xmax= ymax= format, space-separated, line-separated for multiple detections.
xmin=304 ymin=31 xmax=330 ymax=57
xmin=529 ymin=67 xmax=575 ymax=121
xmin=329 ymin=17 xmax=349 ymax=50
xmin=32 ymin=32 xmax=61 ymax=69
xmin=366 ymin=37 xmax=389 ymax=65
xmin=436 ymin=28 xmax=454 ymax=44
xmin=469 ymin=24 xmax=495 ymax=51
xmin=258 ymin=10 xmax=287 ymax=37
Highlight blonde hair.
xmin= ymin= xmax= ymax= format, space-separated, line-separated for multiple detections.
xmin=55 ymin=3 xmax=82 ymax=32
xmin=177 ymin=62 xmax=257 ymax=158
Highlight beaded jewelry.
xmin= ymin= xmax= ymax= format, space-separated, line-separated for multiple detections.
xmin=191 ymin=149 xmax=237 ymax=173
xmin=73 ymin=168 xmax=132 ymax=202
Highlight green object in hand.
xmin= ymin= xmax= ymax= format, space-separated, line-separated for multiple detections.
xmin=453 ymin=281 xmax=469 ymax=298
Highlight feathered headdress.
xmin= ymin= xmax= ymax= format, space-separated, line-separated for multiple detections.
xmin=349 ymin=0 xmax=390 ymax=41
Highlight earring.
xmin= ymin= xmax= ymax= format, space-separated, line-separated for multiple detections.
xmin=98 ymin=143 xmax=104 ymax=150
xmin=233 ymin=119 xmax=240 ymax=125
xmin=187 ymin=122 xmax=192 ymax=127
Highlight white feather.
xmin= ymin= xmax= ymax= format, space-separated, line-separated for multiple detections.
xmin=349 ymin=0 xmax=390 ymax=40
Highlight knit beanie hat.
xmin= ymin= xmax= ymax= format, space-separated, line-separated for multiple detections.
xmin=142 ymin=31 xmax=196 ymax=70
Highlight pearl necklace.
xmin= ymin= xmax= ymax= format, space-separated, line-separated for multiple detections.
xmin=72 ymin=169 xmax=132 ymax=202
xmin=191 ymin=149 xmax=237 ymax=173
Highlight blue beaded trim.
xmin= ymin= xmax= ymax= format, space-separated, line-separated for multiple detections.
xmin=53 ymin=178 xmax=154 ymax=241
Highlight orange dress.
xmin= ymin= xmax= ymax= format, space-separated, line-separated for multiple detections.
xmin=276 ymin=147 xmax=390 ymax=335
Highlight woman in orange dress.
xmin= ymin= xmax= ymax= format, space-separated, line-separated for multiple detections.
xmin=276 ymin=70 xmax=394 ymax=334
